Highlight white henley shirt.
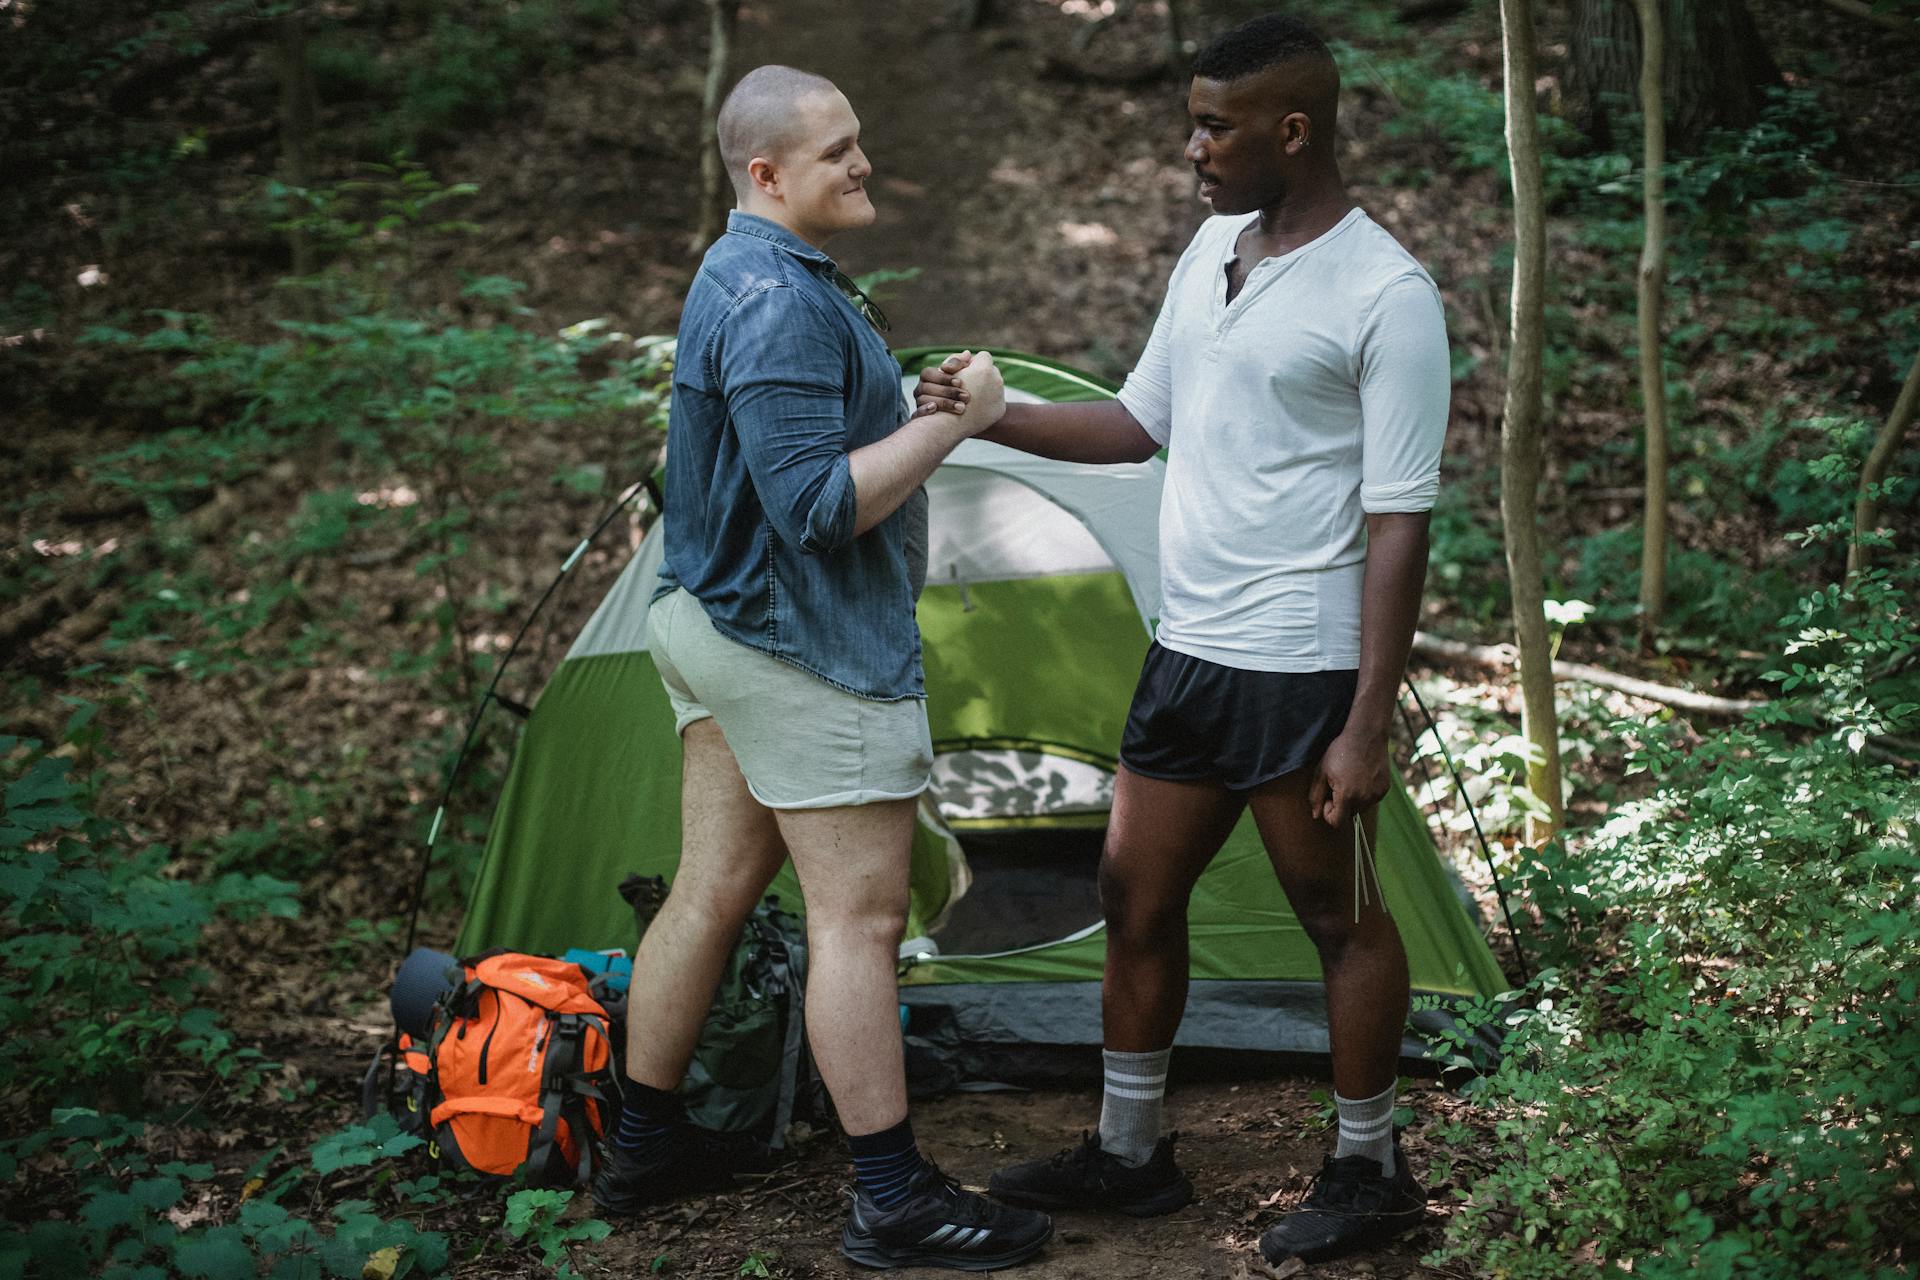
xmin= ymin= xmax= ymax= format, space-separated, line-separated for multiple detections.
xmin=1116 ymin=206 xmax=1450 ymax=672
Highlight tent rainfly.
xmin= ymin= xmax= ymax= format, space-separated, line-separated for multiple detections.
xmin=454 ymin=348 xmax=1507 ymax=1072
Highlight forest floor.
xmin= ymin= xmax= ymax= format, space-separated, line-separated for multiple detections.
xmin=4 ymin=0 xmax=1916 ymax=1277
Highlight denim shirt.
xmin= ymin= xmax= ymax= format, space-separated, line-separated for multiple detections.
xmin=656 ymin=211 xmax=927 ymax=700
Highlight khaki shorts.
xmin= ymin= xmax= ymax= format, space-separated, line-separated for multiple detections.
xmin=647 ymin=587 xmax=933 ymax=810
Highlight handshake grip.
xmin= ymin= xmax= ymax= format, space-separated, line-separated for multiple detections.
xmin=916 ymin=349 xmax=1005 ymax=433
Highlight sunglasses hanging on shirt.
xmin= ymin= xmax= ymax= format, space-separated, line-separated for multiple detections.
xmin=829 ymin=268 xmax=891 ymax=334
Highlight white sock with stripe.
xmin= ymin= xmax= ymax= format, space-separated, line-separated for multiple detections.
xmin=1334 ymin=1082 xmax=1397 ymax=1177
xmin=1097 ymin=1047 xmax=1170 ymax=1168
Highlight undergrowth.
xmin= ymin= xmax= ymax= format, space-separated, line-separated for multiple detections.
xmin=1422 ymin=546 xmax=1920 ymax=1277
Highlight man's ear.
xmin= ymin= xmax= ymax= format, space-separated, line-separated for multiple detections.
xmin=1283 ymin=111 xmax=1311 ymax=156
xmin=747 ymin=156 xmax=780 ymax=198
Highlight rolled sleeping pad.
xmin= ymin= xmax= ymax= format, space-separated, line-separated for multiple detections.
xmin=391 ymin=947 xmax=459 ymax=1040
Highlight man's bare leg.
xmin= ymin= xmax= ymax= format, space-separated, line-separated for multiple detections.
xmin=1247 ymin=767 xmax=1421 ymax=1266
xmin=769 ymin=796 xmax=917 ymax=1134
xmin=773 ymin=796 xmax=1054 ymax=1265
xmin=1099 ymin=766 xmax=1248 ymax=1052
xmin=1094 ymin=766 xmax=1246 ymax=1181
xmin=624 ymin=718 xmax=791 ymax=1090
xmin=987 ymin=767 xmax=1244 ymax=1210
xmin=1246 ymin=769 xmax=1407 ymax=1100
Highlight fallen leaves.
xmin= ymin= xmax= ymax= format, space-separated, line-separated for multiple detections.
xmin=361 ymin=1244 xmax=402 ymax=1279
xmin=1232 ymin=1254 xmax=1306 ymax=1279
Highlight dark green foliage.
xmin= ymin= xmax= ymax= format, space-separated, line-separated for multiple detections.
xmin=0 ymin=729 xmax=603 ymax=1276
xmin=77 ymin=164 xmax=669 ymax=695
xmin=1412 ymin=79 xmax=1917 ymax=660
xmin=307 ymin=0 xmax=619 ymax=151
xmin=5 ymin=159 xmax=653 ymax=1272
xmin=0 ymin=1108 xmax=455 ymax=1279
xmin=0 ymin=727 xmax=296 ymax=1105
xmin=1424 ymin=557 xmax=1920 ymax=1277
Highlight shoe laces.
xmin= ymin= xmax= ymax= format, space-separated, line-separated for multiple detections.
xmin=918 ymin=1163 xmax=1005 ymax=1226
xmin=1298 ymin=1153 xmax=1402 ymax=1216
xmin=1048 ymin=1131 xmax=1104 ymax=1170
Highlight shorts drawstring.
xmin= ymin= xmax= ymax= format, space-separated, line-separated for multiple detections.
xmin=1353 ymin=815 xmax=1386 ymax=923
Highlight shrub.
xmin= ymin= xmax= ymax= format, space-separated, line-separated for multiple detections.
xmin=1428 ymin=561 xmax=1920 ymax=1277
xmin=0 ymin=723 xmax=297 ymax=1109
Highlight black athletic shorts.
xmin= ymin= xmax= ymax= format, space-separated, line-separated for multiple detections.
xmin=1118 ymin=642 xmax=1359 ymax=792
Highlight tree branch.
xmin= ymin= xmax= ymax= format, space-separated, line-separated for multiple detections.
xmin=1411 ymin=631 xmax=1767 ymax=717
xmin=1848 ymin=347 xmax=1920 ymax=580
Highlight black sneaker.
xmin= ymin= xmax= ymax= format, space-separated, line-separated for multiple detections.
xmin=841 ymin=1162 xmax=1053 ymax=1271
xmin=591 ymin=1127 xmax=768 ymax=1215
xmin=590 ymin=1140 xmax=678 ymax=1215
xmin=1257 ymin=1147 xmax=1425 ymax=1264
xmin=987 ymin=1132 xmax=1194 ymax=1217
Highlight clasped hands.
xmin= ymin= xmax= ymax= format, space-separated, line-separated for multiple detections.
xmin=913 ymin=350 xmax=1004 ymax=433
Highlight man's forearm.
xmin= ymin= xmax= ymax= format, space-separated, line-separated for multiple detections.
xmin=1345 ymin=513 xmax=1432 ymax=740
xmin=847 ymin=413 xmax=974 ymax=537
xmin=978 ymin=400 xmax=1161 ymax=464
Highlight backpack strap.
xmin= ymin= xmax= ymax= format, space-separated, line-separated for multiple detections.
xmin=360 ymin=1038 xmax=393 ymax=1121
xmin=766 ymin=942 xmax=809 ymax=1151
xmin=529 ymin=1016 xmax=598 ymax=1186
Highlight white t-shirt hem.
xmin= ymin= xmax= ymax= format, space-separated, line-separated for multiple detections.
xmin=1154 ymin=632 xmax=1362 ymax=674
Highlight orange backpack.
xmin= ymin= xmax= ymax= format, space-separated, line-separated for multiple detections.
xmin=402 ymin=952 xmax=616 ymax=1184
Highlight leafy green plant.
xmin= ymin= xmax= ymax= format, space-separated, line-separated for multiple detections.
xmin=73 ymin=163 xmax=673 ymax=706
xmin=0 ymin=721 xmax=297 ymax=1105
xmin=0 ymin=1109 xmax=452 ymax=1280
xmin=1430 ymin=547 xmax=1920 ymax=1277
xmin=503 ymin=1189 xmax=611 ymax=1280
xmin=306 ymin=0 xmax=618 ymax=150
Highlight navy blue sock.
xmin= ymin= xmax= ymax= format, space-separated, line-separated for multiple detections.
xmin=612 ymin=1080 xmax=682 ymax=1163
xmin=847 ymin=1115 xmax=927 ymax=1210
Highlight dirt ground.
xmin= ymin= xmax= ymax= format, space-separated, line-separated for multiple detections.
xmin=577 ymin=1080 xmax=1463 ymax=1280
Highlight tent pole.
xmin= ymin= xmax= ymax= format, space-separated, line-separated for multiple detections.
xmin=399 ymin=479 xmax=657 ymax=961
xmin=1394 ymin=693 xmax=1452 ymax=836
xmin=1404 ymin=677 xmax=1531 ymax=984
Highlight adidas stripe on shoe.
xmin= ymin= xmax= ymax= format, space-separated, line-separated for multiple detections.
xmin=840 ymin=1163 xmax=1052 ymax=1271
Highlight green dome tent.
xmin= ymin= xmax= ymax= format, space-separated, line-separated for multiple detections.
xmin=453 ymin=347 xmax=1506 ymax=1068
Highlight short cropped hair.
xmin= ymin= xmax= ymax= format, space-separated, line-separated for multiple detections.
xmin=717 ymin=65 xmax=838 ymax=197
xmin=1191 ymin=12 xmax=1332 ymax=82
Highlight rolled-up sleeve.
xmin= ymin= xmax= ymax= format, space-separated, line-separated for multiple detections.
xmin=716 ymin=287 xmax=858 ymax=554
xmin=1116 ymin=292 xmax=1177 ymax=448
xmin=1356 ymin=273 xmax=1450 ymax=514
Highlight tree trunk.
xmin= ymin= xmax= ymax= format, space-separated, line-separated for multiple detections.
xmin=1849 ymin=349 xmax=1920 ymax=580
xmin=1498 ymin=0 xmax=1566 ymax=842
xmin=1164 ymin=0 xmax=1192 ymax=78
xmin=277 ymin=6 xmax=318 ymax=285
xmin=694 ymin=0 xmax=741 ymax=252
xmin=1569 ymin=0 xmax=1780 ymax=152
xmin=1633 ymin=0 xmax=1669 ymax=652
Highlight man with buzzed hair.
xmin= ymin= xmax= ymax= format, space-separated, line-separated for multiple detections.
xmin=714 ymin=63 xmax=833 ymax=180
xmin=917 ymin=12 xmax=1445 ymax=1265
xmin=594 ymin=65 xmax=1053 ymax=1270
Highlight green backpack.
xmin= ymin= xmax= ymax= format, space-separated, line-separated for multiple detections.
xmin=617 ymin=875 xmax=813 ymax=1147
